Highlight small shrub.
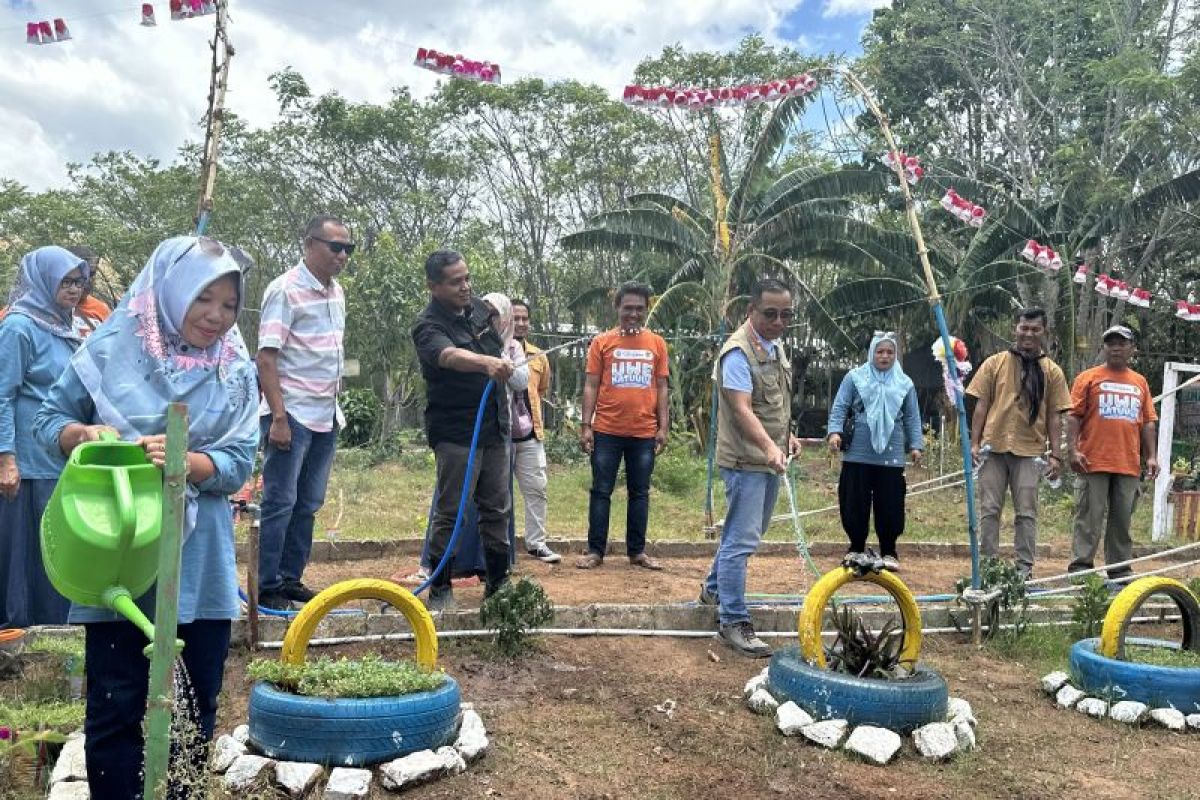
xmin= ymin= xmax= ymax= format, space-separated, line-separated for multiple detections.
xmin=1070 ymin=574 xmax=1111 ymax=639
xmin=479 ymin=576 xmax=555 ymax=657
xmin=650 ymin=439 xmax=706 ymax=496
xmin=543 ymin=431 xmax=586 ymax=466
xmin=338 ymin=388 xmax=381 ymax=448
xmin=825 ymin=605 xmax=905 ymax=679
xmin=247 ymin=654 xmax=445 ymax=699
xmin=0 ymin=700 xmax=84 ymax=731
xmin=955 ymin=558 xmax=1030 ymax=643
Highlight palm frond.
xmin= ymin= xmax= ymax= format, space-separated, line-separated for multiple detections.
xmin=728 ymin=93 xmax=815 ymax=226
xmin=626 ymin=192 xmax=714 ymax=236
xmin=560 ymin=207 xmax=706 ymax=259
xmin=753 ymin=168 xmax=889 ymax=221
xmin=647 ymin=281 xmax=716 ymax=329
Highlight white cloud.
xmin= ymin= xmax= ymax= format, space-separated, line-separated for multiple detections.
xmin=0 ymin=0 xmax=808 ymax=189
xmin=822 ymin=0 xmax=890 ymax=18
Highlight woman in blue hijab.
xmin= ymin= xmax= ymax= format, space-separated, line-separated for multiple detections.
xmin=826 ymin=332 xmax=924 ymax=570
xmin=0 ymin=246 xmax=89 ymax=628
xmin=34 ymin=236 xmax=259 ymax=800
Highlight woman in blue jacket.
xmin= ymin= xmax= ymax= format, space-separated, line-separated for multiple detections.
xmin=826 ymin=332 xmax=923 ymax=570
xmin=0 ymin=246 xmax=89 ymax=627
xmin=35 ymin=236 xmax=258 ymax=799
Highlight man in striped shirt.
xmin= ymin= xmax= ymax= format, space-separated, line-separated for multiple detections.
xmin=255 ymin=214 xmax=350 ymax=610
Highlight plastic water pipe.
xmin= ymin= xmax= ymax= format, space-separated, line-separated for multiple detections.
xmin=142 ymin=403 xmax=189 ymax=799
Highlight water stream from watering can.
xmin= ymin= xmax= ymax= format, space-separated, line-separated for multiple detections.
xmin=138 ymin=658 xmax=210 ymax=799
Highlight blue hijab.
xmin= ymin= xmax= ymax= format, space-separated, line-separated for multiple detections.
xmin=7 ymin=246 xmax=88 ymax=341
xmin=69 ymin=236 xmax=259 ymax=534
xmin=848 ymin=332 xmax=914 ymax=454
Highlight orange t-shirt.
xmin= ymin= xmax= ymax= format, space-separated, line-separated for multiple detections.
xmin=586 ymin=328 xmax=670 ymax=438
xmin=1070 ymin=365 xmax=1157 ymax=477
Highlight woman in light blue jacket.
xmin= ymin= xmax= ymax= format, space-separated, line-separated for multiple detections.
xmin=826 ymin=332 xmax=923 ymax=570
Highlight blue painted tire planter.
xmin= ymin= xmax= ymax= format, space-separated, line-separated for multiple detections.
xmin=768 ymin=646 xmax=948 ymax=733
xmin=247 ymin=677 xmax=462 ymax=766
xmin=1070 ymin=637 xmax=1200 ymax=714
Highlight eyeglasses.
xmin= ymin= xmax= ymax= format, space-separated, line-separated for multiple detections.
xmin=759 ymin=308 xmax=795 ymax=321
xmin=59 ymin=277 xmax=90 ymax=289
xmin=310 ymin=236 xmax=356 ymax=256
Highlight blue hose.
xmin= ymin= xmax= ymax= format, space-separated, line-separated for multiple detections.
xmin=241 ymin=381 xmax=495 ymax=616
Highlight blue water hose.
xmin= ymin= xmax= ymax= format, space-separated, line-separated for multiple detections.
xmin=241 ymin=380 xmax=495 ymax=617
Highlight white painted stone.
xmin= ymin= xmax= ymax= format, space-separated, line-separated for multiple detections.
xmin=801 ymin=719 xmax=848 ymax=749
xmin=223 ymin=754 xmax=274 ymax=793
xmin=47 ymin=782 xmax=90 ymax=800
xmin=953 ymin=718 xmax=977 ymax=751
xmin=1041 ymin=671 xmax=1071 ymax=695
xmin=211 ymin=734 xmax=247 ymax=773
xmin=844 ymin=725 xmax=902 ymax=765
xmin=743 ymin=668 xmax=769 ymax=699
xmin=50 ymin=734 xmax=88 ymax=783
xmin=1186 ymin=713 xmax=1200 ymax=731
xmin=774 ymin=701 xmax=814 ymax=736
xmin=323 ymin=767 xmax=372 ymax=800
xmin=231 ymin=724 xmax=250 ymax=745
xmin=946 ymin=697 xmax=976 ymax=727
xmin=1076 ymin=698 xmax=1110 ymax=719
xmin=1109 ymin=701 xmax=1149 ymax=725
xmin=276 ymin=761 xmax=323 ymax=798
xmin=454 ymin=709 xmax=489 ymax=762
xmin=1055 ymin=684 xmax=1085 ymax=709
xmin=913 ymin=722 xmax=958 ymax=760
xmin=747 ymin=687 xmax=779 ymax=715
xmin=379 ymin=747 xmax=465 ymax=791
xmin=1148 ymin=708 xmax=1186 ymax=731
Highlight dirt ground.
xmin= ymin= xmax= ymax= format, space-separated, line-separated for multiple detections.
xmin=215 ymin=631 xmax=1198 ymax=800
xmin=295 ymin=547 xmax=1199 ymax=608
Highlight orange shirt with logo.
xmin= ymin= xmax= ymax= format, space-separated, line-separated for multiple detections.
xmin=586 ymin=328 xmax=670 ymax=439
xmin=1070 ymin=365 xmax=1156 ymax=477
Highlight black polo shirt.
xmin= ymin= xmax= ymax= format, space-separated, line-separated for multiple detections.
xmin=412 ymin=297 xmax=510 ymax=447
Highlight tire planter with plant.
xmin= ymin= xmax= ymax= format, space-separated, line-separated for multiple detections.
xmin=772 ymin=566 xmax=948 ymax=733
xmin=247 ymin=578 xmax=462 ymax=766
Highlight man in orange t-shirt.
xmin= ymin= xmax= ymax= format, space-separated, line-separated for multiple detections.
xmin=1067 ymin=325 xmax=1159 ymax=580
xmin=577 ymin=282 xmax=670 ymax=571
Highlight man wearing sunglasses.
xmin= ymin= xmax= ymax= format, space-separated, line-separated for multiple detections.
xmin=702 ymin=278 xmax=802 ymax=658
xmin=255 ymin=214 xmax=351 ymax=610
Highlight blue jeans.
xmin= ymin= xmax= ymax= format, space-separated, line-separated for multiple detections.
xmin=84 ymin=619 xmax=231 ymax=800
xmin=258 ymin=414 xmax=337 ymax=592
xmin=704 ymin=468 xmax=780 ymax=625
xmin=586 ymin=432 xmax=656 ymax=557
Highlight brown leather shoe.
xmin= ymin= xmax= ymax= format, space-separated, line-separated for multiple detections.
xmin=575 ymin=552 xmax=604 ymax=569
xmin=628 ymin=553 xmax=664 ymax=571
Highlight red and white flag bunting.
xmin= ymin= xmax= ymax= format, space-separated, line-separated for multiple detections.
xmin=26 ymin=18 xmax=70 ymax=44
xmin=414 ymin=48 xmax=501 ymax=84
xmin=1019 ymin=238 xmax=1062 ymax=273
xmin=880 ymin=150 xmax=923 ymax=184
xmin=621 ymin=73 xmax=818 ymax=110
xmin=939 ymin=187 xmax=985 ymax=227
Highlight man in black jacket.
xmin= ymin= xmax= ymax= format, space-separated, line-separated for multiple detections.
xmin=412 ymin=249 xmax=514 ymax=610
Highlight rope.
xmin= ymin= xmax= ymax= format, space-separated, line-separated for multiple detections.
xmin=1024 ymin=540 xmax=1200 ymax=586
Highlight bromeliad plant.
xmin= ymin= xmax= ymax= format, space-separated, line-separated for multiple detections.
xmin=825 ymin=605 xmax=906 ymax=679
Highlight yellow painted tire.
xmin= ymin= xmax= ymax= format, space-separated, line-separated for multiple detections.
xmin=797 ymin=567 xmax=922 ymax=669
xmin=1098 ymin=576 xmax=1200 ymax=659
xmin=280 ymin=579 xmax=438 ymax=670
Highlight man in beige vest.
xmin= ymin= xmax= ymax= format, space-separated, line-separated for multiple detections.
xmin=702 ymin=278 xmax=802 ymax=657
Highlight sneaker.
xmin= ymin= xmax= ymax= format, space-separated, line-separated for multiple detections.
xmin=628 ymin=553 xmax=664 ymax=571
xmin=881 ymin=555 xmax=901 ymax=572
xmin=717 ymin=621 xmax=772 ymax=658
xmin=425 ymin=586 xmax=456 ymax=613
xmin=698 ymin=585 xmax=719 ymax=606
xmin=1015 ymin=564 xmax=1034 ymax=582
xmin=527 ymin=544 xmax=562 ymax=564
xmin=576 ymin=552 xmax=604 ymax=569
xmin=282 ymin=580 xmax=317 ymax=603
xmin=257 ymin=591 xmax=293 ymax=612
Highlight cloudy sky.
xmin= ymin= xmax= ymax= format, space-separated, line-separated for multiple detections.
xmin=1 ymin=0 xmax=888 ymax=190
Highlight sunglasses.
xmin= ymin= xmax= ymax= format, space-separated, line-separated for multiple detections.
xmin=759 ymin=308 xmax=795 ymax=322
xmin=59 ymin=277 xmax=90 ymax=290
xmin=311 ymin=236 xmax=356 ymax=256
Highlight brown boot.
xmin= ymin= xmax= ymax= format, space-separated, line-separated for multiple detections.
xmin=575 ymin=552 xmax=604 ymax=569
xmin=628 ymin=553 xmax=663 ymax=571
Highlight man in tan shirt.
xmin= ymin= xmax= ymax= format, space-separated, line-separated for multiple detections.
xmin=966 ymin=308 xmax=1072 ymax=578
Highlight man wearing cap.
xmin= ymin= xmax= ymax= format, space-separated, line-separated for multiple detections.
xmin=1066 ymin=325 xmax=1159 ymax=580
xmin=967 ymin=307 xmax=1072 ymax=578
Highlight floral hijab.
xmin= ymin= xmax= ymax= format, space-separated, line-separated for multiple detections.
xmin=848 ymin=332 xmax=914 ymax=454
xmin=6 ymin=246 xmax=88 ymax=341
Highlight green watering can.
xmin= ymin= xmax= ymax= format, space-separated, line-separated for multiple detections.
xmin=41 ymin=432 xmax=180 ymax=653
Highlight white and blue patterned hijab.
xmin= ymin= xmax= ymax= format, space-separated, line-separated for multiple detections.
xmin=849 ymin=332 xmax=914 ymax=454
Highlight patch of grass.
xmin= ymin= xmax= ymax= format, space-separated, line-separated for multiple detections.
xmin=247 ymin=653 xmax=445 ymax=699
xmin=1125 ymin=644 xmax=1200 ymax=668
xmin=26 ymin=634 xmax=84 ymax=661
xmin=0 ymin=700 xmax=84 ymax=731
xmin=985 ymin=624 xmax=1075 ymax=675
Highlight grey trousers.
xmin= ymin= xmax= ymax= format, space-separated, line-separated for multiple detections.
xmin=977 ymin=452 xmax=1041 ymax=570
xmin=513 ymin=438 xmax=549 ymax=550
xmin=430 ymin=441 xmax=512 ymax=564
xmin=1068 ymin=472 xmax=1140 ymax=579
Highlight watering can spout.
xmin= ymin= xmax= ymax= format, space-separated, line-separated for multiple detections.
xmin=101 ymin=586 xmax=184 ymax=658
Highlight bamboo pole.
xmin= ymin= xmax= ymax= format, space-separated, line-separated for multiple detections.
xmin=194 ymin=0 xmax=233 ymax=235
xmin=142 ymin=403 xmax=189 ymax=799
